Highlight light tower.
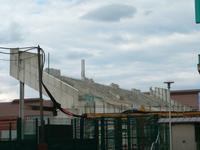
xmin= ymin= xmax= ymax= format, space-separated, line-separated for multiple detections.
xmin=164 ymin=81 xmax=174 ymax=150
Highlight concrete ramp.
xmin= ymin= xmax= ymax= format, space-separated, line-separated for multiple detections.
xmin=9 ymin=49 xmax=79 ymax=116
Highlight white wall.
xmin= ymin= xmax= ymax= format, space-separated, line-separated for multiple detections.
xmin=172 ymin=124 xmax=196 ymax=150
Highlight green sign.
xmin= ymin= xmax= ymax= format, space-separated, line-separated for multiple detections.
xmin=195 ymin=0 xmax=200 ymax=23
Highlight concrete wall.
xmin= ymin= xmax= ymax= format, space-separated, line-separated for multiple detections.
xmin=9 ymin=49 xmax=79 ymax=117
xmin=78 ymin=99 xmax=131 ymax=114
xmin=172 ymin=124 xmax=196 ymax=150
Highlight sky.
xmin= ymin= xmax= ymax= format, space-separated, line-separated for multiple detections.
xmin=0 ymin=0 xmax=200 ymax=101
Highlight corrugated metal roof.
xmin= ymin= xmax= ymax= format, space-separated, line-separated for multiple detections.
xmin=158 ymin=117 xmax=200 ymax=123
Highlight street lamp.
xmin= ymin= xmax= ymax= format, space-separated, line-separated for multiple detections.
xmin=164 ymin=81 xmax=174 ymax=150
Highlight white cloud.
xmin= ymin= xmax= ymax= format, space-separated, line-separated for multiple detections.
xmin=119 ymin=31 xmax=200 ymax=51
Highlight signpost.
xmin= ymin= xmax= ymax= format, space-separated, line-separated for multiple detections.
xmin=195 ymin=0 xmax=200 ymax=23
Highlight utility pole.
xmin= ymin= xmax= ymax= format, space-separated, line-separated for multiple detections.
xmin=37 ymin=45 xmax=44 ymax=144
xmin=19 ymin=81 xmax=24 ymax=140
xmin=18 ymin=50 xmax=25 ymax=140
xmin=164 ymin=81 xmax=174 ymax=150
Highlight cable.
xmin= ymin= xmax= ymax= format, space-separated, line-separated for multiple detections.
xmin=0 ymin=55 xmax=38 ymax=62
xmin=0 ymin=46 xmax=37 ymax=50
xmin=150 ymin=130 xmax=160 ymax=150
xmin=0 ymin=46 xmax=40 ymax=62
xmin=0 ymin=47 xmax=37 ymax=55
xmin=41 ymin=80 xmax=82 ymax=118
xmin=0 ymin=58 xmax=17 ymax=61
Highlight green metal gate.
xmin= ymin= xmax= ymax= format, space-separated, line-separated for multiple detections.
xmin=95 ymin=115 xmax=160 ymax=150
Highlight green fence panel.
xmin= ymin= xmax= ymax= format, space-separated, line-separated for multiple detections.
xmin=195 ymin=0 xmax=200 ymax=23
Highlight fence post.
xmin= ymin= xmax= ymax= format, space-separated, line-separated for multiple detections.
xmin=80 ymin=117 xmax=84 ymax=139
xmin=136 ymin=117 xmax=142 ymax=150
xmin=95 ymin=119 xmax=99 ymax=150
xmin=73 ymin=119 xmax=77 ymax=139
xmin=47 ymin=118 xmax=50 ymax=125
xmin=127 ymin=117 xmax=131 ymax=150
xmin=114 ymin=118 xmax=122 ymax=150
xmin=35 ymin=118 xmax=39 ymax=144
xmin=100 ymin=117 xmax=105 ymax=150
xmin=9 ymin=122 xmax=12 ymax=141
xmin=17 ymin=118 xmax=22 ymax=141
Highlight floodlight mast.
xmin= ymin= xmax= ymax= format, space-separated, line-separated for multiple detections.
xmin=164 ymin=81 xmax=174 ymax=150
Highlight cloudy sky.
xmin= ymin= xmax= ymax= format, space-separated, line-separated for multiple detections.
xmin=0 ymin=0 xmax=200 ymax=101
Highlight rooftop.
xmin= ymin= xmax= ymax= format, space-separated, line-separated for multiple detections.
xmin=0 ymin=98 xmax=53 ymax=120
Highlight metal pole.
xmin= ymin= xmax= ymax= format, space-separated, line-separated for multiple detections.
xmin=48 ymin=52 xmax=50 ymax=74
xmin=19 ymin=81 xmax=24 ymax=140
xmin=101 ymin=117 xmax=105 ymax=150
xmin=80 ymin=117 xmax=84 ymax=139
xmin=9 ymin=122 xmax=12 ymax=141
xmin=127 ymin=117 xmax=131 ymax=150
xmin=164 ymin=81 xmax=174 ymax=150
xmin=35 ymin=118 xmax=39 ymax=144
xmin=94 ymin=119 xmax=99 ymax=150
xmin=38 ymin=45 xmax=44 ymax=143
